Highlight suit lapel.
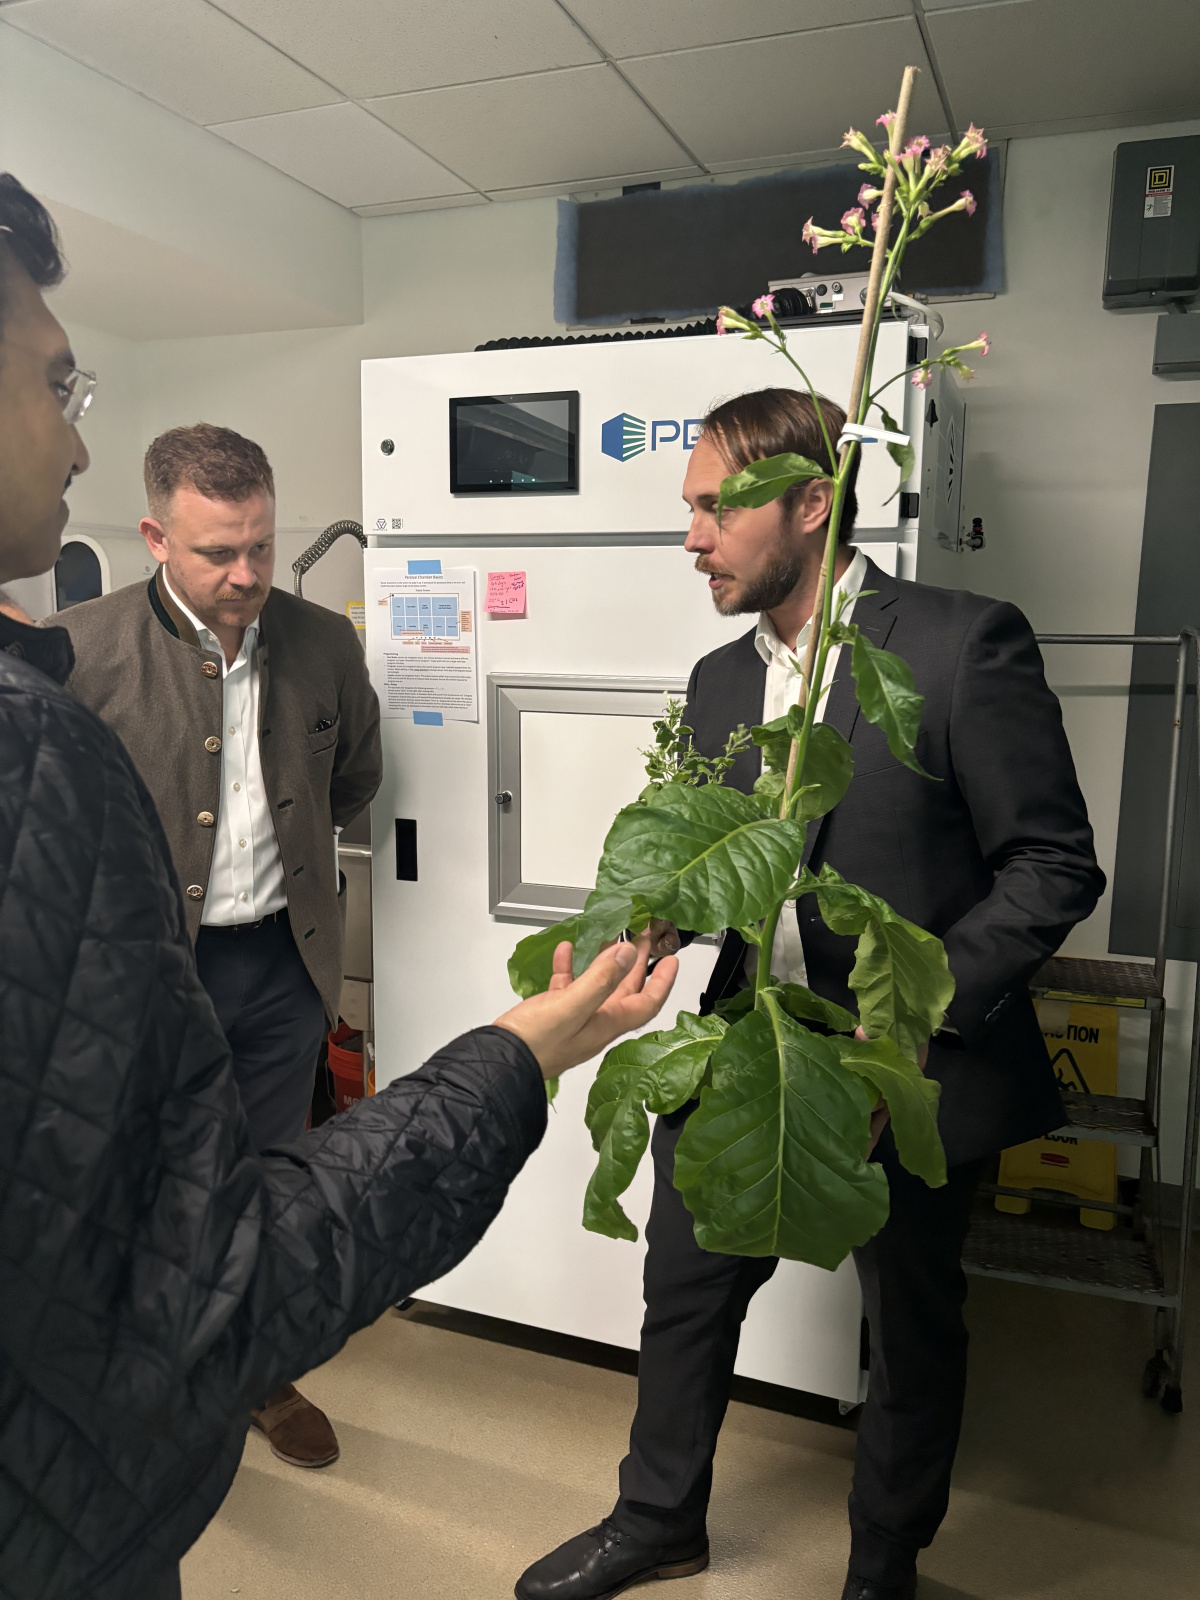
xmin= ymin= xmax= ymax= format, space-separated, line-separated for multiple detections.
xmin=699 ymin=629 xmax=766 ymax=795
xmin=801 ymin=556 xmax=900 ymax=867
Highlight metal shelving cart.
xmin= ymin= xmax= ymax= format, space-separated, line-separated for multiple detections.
xmin=962 ymin=630 xmax=1200 ymax=1414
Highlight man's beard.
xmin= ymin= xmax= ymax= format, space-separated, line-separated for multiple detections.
xmin=699 ymin=537 xmax=806 ymax=617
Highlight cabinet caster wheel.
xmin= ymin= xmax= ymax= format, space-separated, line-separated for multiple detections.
xmin=1142 ymin=1354 xmax=1168 ymax=1398
xmin=1161 ymin=1384 xmax=1183 ymax=1415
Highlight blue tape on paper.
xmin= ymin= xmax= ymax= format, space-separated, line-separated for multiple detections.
xmin=413 ymin=710 xmax=444 ymax=726
xmin=407 ymin=559 xmax=442 ymax=575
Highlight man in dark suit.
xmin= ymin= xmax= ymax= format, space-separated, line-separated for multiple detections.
xmin=517 ymin=387 xmax=1104 ymax=1600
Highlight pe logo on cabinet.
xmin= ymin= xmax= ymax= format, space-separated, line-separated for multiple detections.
xmin=601 ymin=412 xmax=647 ymax=462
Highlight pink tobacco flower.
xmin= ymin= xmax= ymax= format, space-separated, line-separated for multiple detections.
xmin=802 ymin=217 xmax=821 ymax=254
xmin=840 ymin=206 xmax=866 ymax=235
xmin=958 ymin=332 xmax=990 ymax=357
xmin=858 ymin=182 xmax=882 ymax=206
xmin=872 ymin=210 xmax=883 ymax=232
xmin=957 ymin=123 xmax=987 ymax=160
xmin=902 ymin=135 xmax=931 ymax=160
xmin=926 ymin=145 xmax=951 ymax=173
xmin=876 ymin=111 xmax=896 ymax=127
xmin=911 ymin=367 xmax=934 ymax=389
xmin=752 ymin=292 xmax=776 ymax=318
xmin=716 ymin=308 xmax=728 ymax=336
xmin=960 ymin=188 xmax=977 ymax=215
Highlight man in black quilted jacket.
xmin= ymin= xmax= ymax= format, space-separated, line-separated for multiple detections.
xmin=0 ymin=174 xmax=679 ymax=1600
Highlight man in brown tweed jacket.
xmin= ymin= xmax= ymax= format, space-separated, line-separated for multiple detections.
xmin=49 ymin=423 xmax=382 ymax=1471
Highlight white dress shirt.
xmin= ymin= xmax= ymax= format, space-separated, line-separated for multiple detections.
xmin=163 ymin=570 xmax=288 ymax=926
xmin=754 ymin=547 xmax=868 ymax=987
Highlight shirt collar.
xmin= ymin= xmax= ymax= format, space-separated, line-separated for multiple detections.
xmin=754 ymin=546 xmax=868 ymax=666
xmin=2 ymin=610 xmax=75 ymax=683
xmin=162 ymin=567 xmax=258 ymax=665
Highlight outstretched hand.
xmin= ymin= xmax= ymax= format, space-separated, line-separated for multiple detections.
xmin=494 ymin=936 xmax=679 ymax=1080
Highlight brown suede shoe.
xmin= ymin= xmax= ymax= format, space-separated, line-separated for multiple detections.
xmin=250 ymin=1383 xmax=339 ymax=1468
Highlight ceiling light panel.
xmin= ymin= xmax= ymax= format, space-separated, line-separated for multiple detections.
xmin=209 ymin=0 xmax=600 ymax=99
xmin=366 ymin=63 xmax=696 ymax=191
xmin=208 ymin=102 xmax=475 ymax=208
xmin=563 ymin=0 xmax=911 ymax=57
xmin=0 ymin=0 xmax=340 ymax=124
xmin=928 ymin=0 xmax=1200 ymax=130
xmin=622 ymin=18 xmax=944 ymax=168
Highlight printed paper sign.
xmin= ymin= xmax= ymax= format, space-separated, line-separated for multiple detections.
xmin=367 ymin=564 xmax=478 ymax=722
xmin=486 ymin=570 xmax=527 ymax=615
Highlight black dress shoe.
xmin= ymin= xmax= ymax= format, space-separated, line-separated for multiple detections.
xmin=841 ymin=1572 xmax=917 ymax=1600
xmin=515 ymin=1518 xmax=709 ymax=1600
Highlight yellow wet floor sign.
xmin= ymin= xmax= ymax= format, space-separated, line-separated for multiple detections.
xmin=996 ymin=1000 xmax=1117 ymax=1231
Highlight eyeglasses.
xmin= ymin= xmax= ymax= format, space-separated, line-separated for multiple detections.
xmin=60 ymin=365 xmax=97 ymax=425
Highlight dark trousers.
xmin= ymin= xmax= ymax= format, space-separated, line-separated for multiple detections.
xmin=195 ymin=910 xmax=327 ymax=1153
xmin=614 ymin=1110 xmax=983 ymax=1586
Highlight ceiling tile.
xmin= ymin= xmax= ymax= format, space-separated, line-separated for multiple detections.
xmin=928 ymin=0 xmax=1200 ymax=129
xmin=209 ymin=0 xmax=600 ymax=98
xmin=563 ymin=0 xmax=910 ymax=57
xmin=622 ymin=18 xmax=945 ymax=167
xmin=366 ymin=64 xmax=694 ymax=191
xmin=0 ymin=0 xmax=339 ymax=123
xmin=208 ymin=102 xmax=475 ymax=209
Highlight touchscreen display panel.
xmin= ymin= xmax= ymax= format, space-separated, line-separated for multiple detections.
xmin=450 ymin=390 xmax=578 ymax=494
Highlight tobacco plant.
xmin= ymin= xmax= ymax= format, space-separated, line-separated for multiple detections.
xmin=509 ymin=79 xmax=992 ymax=1272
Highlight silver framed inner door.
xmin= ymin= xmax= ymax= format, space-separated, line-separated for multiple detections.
xmin=489 ymin=673 xmax=687 ymax=922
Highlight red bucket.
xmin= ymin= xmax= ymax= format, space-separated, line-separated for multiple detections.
xmin=327 ymin=1023 xmax=366 ymax=1113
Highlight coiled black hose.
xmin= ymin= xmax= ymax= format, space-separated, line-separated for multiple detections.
xmin=291 ymin=520 xmax=367 ymax=597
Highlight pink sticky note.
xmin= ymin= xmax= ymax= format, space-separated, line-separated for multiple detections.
xmin=486 ymin=570 xmax=527 ymax=615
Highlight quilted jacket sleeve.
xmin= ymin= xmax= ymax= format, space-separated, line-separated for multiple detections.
xmin=0 ymin=670 xmax=547 ymax=1448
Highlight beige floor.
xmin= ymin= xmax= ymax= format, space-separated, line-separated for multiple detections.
xmin=182 ymin=1267 xmax=1199 ymax=1600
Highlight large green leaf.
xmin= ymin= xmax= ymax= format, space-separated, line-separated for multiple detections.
xmin=672 ymin=1000 xmax=890 ymax=1268
xmin=776 ymin=982 xmax=860 ymax=1034
xmin=507 ymin=885 xmax=636 ymax=998
xmin=599 ymin=784 xmax=807 ymax=934
xmin=715 ymin=982 xmax=858 ymax=1035
xmin=847 ymin=627 xmax=932 ymax=778
xmin=804 ymin=865 xmax=955 ymax=1064
xmin=717 ymin=452 xmax=828 ymax=515
xmin=750 ymin=715 xmax=854 ymax=822
xmin=508 ymin=914 xmax=585 ymax=1000
xmin=879 ymin=405 xmax=916 ymax=503
xmin=795 ymin=724 xmax=855 ymax=821
xmin=837 ymin=1033 xmax=946 ymax=1188
xmin=583 ymin=1011 xmax=726 ymax=1242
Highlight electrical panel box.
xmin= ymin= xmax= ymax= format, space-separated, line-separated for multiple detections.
xmin=1103 ymin=135 xmax=1200 ymax=310
xmin=1153 ymin=311 xmax=1200 ymax=378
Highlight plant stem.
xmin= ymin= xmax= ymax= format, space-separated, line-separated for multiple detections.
xmin=761 ymin=64 xmax=923 ymax=1008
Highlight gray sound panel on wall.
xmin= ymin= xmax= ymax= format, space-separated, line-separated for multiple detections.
xmin=1110 ymin=403 xmax=1200 ymax=961
xmin=555 ymin=151 xmax=1004 ymax=326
